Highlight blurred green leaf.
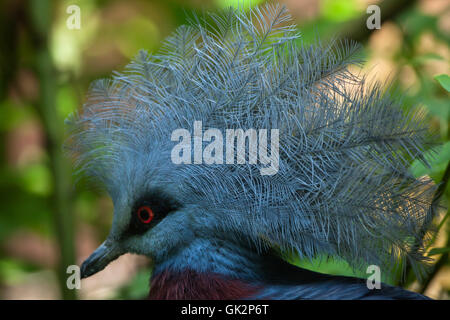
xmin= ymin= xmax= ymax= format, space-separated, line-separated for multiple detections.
xmin=0 ymin=100 xmax=34 ymax=131
xmin=411 ymin=53 xmax=444 ymax=67
xmin=215 ymin=0 xmax=265 ymax=9
xmin=399 ymin=9 xmax=437 ymax=40
xmin=423 ymin=97 xmax=449 ymax=122
xmin=116 ymin=18 xmax=159 ymax=58
xmin=20 ymin=163 xmax=52 ymax=196
xmin=428 ymin=247 xmax=450 ymax=256
xmin=115 ymin=268 xmax=151 ymax=299
xmin=410 ymin=141 xmax=450 ymax=179
xmin=292 ymin=256 xmax=397 ymax=285
xmin=0 ymin=259 xmax=40 ymax=285
xmin=434 ymin=74 xmax=450 ymax=92
xmin=57 ymin=86 xmax=78 ymax=119
xmin=0 ymin=168 xmax=51 ymax=240
xmin=321 ymin=0 xmax=360 ymax=22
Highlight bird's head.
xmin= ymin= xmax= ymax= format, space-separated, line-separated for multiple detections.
xmin=67 ymin=4 xmax=437 ymax=282
xmin=79 ymin=185 xmax=202 ymax=278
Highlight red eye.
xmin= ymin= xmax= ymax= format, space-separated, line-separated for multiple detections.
xmin=137 ymin=206 xmax=154 ymax=224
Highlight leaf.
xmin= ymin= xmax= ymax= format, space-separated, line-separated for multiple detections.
xmin=410 ymin=141 xmax=450 ymax=179
xmin=428 ymin=247 xmax=450 ymax=256
xmin=434 ymin=74 xmax=450 ymax=92
xmin=115 ymin=268 xmax=151 ymax=299
xmin=321 ymin=0 xmax=360 ymax=22
xmin=215 ymin=0 xmax=265 ymax=9
xmin=423 ymin=97 xmax=449 ymax=122
xmin=411 ymin=53 xmax=443 ymax=67
xmin=20 ymin=163 xmax=52 ymax=196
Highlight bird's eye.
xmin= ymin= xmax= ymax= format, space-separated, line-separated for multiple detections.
xmin=137 ymin=206 xmax=154 ymax=224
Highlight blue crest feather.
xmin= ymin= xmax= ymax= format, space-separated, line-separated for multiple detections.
xmin=66 ymin=4 xmax=438 ymax=278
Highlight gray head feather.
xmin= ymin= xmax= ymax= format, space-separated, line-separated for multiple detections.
xmin=66 ymin=4 xmax=437 ymax=278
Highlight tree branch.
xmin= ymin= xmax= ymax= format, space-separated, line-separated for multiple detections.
xmin=28 ymin=0 xmax=77 ymax=299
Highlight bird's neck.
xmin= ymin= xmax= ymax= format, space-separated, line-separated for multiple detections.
xmin=149 ymin=237 xmax=267 ymax=299
xmin=148 ymin=268 xmax=261 ymax=299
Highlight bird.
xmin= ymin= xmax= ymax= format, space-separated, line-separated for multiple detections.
xmin=66 ymin=4 xmax=439 ymax=299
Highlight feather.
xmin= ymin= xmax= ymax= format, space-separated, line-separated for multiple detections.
xmin=65 ymin=4 xmax=438 ymax=279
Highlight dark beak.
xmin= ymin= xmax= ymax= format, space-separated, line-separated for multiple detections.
xmin=80 ymin=240 xmax=122 ymax=279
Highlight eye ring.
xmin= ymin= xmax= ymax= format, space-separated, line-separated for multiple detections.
xmin=137 ymin=206 xmax=154 ymax=224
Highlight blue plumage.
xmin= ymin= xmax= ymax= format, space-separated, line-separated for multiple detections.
xmin=67 ymin=4 xmax=438 ymax=299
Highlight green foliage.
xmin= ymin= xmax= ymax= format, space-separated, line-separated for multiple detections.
xmin=320 ymin=0 xmax=360 ymax=22
xmin=0 ymin=0 xmax=448 ymax=299
xmin=410 ymin=142 xmax=450 ymax=181
xmin=0 ymin=258 xmax=41 ymax=285
xmin=115 ymin=268 xmax=152 ymax=299
xmin=215 ymin=0 xmax=265 ymax=9
xmin=428 ymin=247 xmax=450 ymax=256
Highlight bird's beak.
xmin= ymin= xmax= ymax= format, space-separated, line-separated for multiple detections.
xmin=80 ymin=240 xmax=123 ymax=279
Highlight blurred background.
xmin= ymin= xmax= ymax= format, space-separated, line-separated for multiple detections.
xmin=0 ymin=0 xmax=449 ymax=300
